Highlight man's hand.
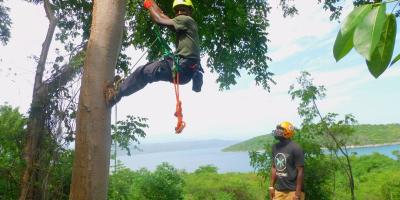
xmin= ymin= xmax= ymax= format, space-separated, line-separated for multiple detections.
xmin=144 ymin=0 xmax=153 ymax=9
xmin=269 ymin=187 xmax=275 ymax=200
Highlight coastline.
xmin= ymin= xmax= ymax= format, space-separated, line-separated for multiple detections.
xmin=345 ymin=142 xmax=400 ymax=149
xmin=224 ymin=142 xmax=400 ymax=152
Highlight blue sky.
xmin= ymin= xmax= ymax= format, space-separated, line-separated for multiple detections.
xmin=1 ymin=1 xmax=399 ymax=143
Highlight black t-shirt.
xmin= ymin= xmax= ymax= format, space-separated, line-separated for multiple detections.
xmin=272 ymin=140 xmax=304 ymax=191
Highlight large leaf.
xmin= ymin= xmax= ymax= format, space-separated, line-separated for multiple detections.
xmin=367 ymin=14 xmax=396 ymax=78
xmin=354 ymin=4 xmax=387 ymax=61
xmin=333 ymin=30 xmax=354 ymax=61
xmin=341 ymin=4 xmax=373 ymax=36
xmin=390 ymin=53 xmax=400 ymax=66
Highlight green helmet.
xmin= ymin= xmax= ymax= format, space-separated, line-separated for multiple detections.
xmin=173 ymin=0 xmax=194 ymax=9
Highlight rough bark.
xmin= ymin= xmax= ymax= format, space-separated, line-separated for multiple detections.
xmin=19 ymin=1 xmax=57 ymax=199
xmin=69 ymin=0 xmax=126 ymax=199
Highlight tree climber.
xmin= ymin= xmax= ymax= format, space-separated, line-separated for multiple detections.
xmin=106 ymin=0 xmax=203 ymax=106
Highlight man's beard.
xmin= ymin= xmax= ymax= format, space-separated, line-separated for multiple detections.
xmin=274 ymin=135 xmax=286 ymax=141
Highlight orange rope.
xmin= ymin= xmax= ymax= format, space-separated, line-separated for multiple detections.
xmin=173 ymin=72 xmax=185 ymax=134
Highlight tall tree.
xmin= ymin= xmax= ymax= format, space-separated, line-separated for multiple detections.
xmin=18 ymin=0 xmax=87 ymax=198
xmin=19 ymin=1 xmax=58 ymax=199
xmin=69 ymin=0 xmax=126 ymax=199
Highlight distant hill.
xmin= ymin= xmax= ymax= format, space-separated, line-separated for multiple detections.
xmin=118 ymin=139 xmax=238 ymax=155
xmin=223 ymin=124 xmax=400 ymax=152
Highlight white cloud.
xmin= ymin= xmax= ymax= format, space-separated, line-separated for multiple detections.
xmin=268 ymin=1 xmax=338 ymax=62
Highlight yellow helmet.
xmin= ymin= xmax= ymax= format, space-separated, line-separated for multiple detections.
xmin=276 ymin=121 xmax=295 ymax=139
xmin=173 ymin=0 xmax=194 ymax=9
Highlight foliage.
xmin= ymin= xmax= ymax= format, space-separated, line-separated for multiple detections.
xmin=39 ymin=0 xmax=287 ymax=90
xmin=0 ymin=105 xmax=26 ymax=199
xmin=290 ymin=71 xmax=357 ymax=200
xmin=43 ymin=149 xmax=74 ymax=200
xmin=193 ymin=165 xmax=218 ymax=174
xmin=349 ymin=123 xmax=400 ymax=145
xmin=0 ymin=0 xmax=11 ymax=45
xmin=126 ymin=0 xmax=275 ymax=90
xmin=334 ymin=154 xmax=400 ymax=200
xmin=112 ymin=115 xmax=148 ymax=156
xmin=381 ymin=172 xmax=400 ymax=200
xmin=108 ymin=165 xmax=137 ymax=200
xmin=108 ymin=163 xmax=266 ymax=200
xmin=393 ymin=150 xmax=400 ymax=161
xmin=131 ymin=163 xmax=184 ymax=200
xmin=183 ymin=171 xmax=265 ymax=200
xmin=333 ymin=0 xmax=400 ymax=78
xmin=0 ymin=105 xmax=74 ymax=200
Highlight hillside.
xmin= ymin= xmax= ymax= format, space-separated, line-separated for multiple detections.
xmin=223 ymin=124 xmax=400 ymax=152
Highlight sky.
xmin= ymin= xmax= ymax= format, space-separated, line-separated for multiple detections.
xmin=1 ymin=1 xmax=399 ymax=144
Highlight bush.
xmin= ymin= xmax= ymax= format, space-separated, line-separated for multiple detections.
xmin=137 ymin=163 xmax=184 ymax=200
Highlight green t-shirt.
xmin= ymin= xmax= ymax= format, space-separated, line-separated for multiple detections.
xmin=172 ymin=15 xmax=200 ymax=60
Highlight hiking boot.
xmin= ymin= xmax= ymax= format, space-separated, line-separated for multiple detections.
xmin=104 ymin=76 xmax=122 ymax=106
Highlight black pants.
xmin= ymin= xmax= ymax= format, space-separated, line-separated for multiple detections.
xmin=119 ymin=57 xmax=201 ymax=98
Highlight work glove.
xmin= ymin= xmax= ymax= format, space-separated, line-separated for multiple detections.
xmin=144 ymin=0 xmax=153 ymax=9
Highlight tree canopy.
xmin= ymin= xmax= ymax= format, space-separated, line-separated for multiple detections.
xmin=0 ymin=0 xmax=11 ymax=45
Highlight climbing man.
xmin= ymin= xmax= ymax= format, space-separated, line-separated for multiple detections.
xmin=269 ymin=121 xmax=305 ymax=200
xmin=106 ymin=0 xmax=203 ymax=106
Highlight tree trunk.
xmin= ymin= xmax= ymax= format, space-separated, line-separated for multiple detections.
xmin=69 ymin=0 xmax=126 ymax=199
xmin=19 ymin=1 xmax=57 ymax=199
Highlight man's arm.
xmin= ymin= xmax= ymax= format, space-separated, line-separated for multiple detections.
xmin=270 ymin=165 xmax=277 ymax=199
xmin=145 ymin=0 xmax=174 ymax=26
xmin=295 ymin=166 xmax=304 ymax=200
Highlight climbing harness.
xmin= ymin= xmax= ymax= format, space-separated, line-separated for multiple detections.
xmin=154 ymin=26 xmax=186 ymax=134
xmin=111 ymin=25 xmax=186 ymax=134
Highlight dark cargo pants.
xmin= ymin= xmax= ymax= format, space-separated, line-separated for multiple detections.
xmin=118 ymin=57 xmax=202 ymax=98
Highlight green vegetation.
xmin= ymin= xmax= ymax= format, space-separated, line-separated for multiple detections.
xmin=108 ymin=154 xmax=400 ymax=200
xmin=333 ymin=1 xmax=399 ymax=78
xmin=1 ymin=104 xmax=400 ymax=199
xmin=108 ymin=163 xmax=266 ymax=200
xmin=332 ymin=154 xmax=400 ymax=200
xmin=224 ymin=123 xmax=400 ymax=152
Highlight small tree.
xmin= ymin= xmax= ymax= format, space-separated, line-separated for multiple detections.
xmin=289 ymin=71 xmax=357 ymax=200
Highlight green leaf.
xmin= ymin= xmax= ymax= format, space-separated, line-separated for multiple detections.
xmin=341 ymin=4 xmax=373 ymax=36
xmin=390 ymin=53 xmax=400 ymax=66
xmin=354 ymin=4 xmax=387 ymax=61
xmin=333 ymin=30 xmax=354 ymax=62
xmin=367 ymin=14 xmax=396 ymax=78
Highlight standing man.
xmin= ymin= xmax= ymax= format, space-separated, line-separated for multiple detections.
xmin=106 ymin=0 xmax=203 ymax=106
xmin=269 ymin=121 xmax=305 ymax=200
